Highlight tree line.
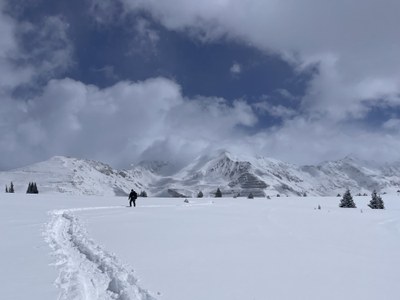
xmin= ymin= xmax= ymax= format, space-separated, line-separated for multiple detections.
xmin=198 ymin=187 xmax=386 ymax=209
xmin=5 ymin=182 xmax=40 ymax=194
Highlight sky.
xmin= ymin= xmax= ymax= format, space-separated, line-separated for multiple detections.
xmin=1 ymin=0 xmax=400 ymax=170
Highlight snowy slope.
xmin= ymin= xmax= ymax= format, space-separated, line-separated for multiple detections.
xmin=0 ymin=156 xmax=146 ymax=196
xmin=2 ymin=152 xmax=400 ymax=197
xmin=1 ymin=194 xmax=400 ymax=300
xmin=152 ymin=151 xmax=400 ymax=197
xmin=154 ymin=151 xmax=313 ymax=197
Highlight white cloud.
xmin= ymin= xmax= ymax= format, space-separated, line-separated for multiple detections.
xmin=114 ymin=0 xmax=400 ymax=120
xmin=0 ymin=4 xmax=73 ymax=91
xmin=0 ymin=2 xmax=33 ymax=89
xmin=0 ymin=77 xmax=259 ymax=169
xmin=254 ymin=102 xmax=296 ymax=119
xmin=18 ymin=15 xmax=73 ymax=80
xmin=2 ymin=0 xmax=400 ymax=169
xmin=383 ymin=118 xmax=400 ymax=130
xmin=230 ymin=62 xmax=241 ymax=75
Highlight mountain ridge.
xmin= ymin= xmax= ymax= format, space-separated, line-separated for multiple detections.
xmin=1 ymin=152 xmax=399 ymax=197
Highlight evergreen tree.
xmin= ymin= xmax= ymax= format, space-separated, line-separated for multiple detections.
xmin=5 ymin=185 xmax=8 ymax=193
xmin=9 ymin=182 xmax=14 ymax=193
xmin=27 ymin=182 xmax=39 ymax=194
xmin=139 ymin=190 xmax=147 ymax=197
xmin=368 ymin=190 xmax=385 ymax=209
xmin=215 ymin=188 xmax=222 ymax=198
xmin=248 ymin=193 xmax=254 ymax=199
xmin=339 ymin=189 xmax=356 ymax=208
xmin=27 ymin=182 xmax=32 ymax=194
xmin=337 ymin=193 xmax=341 ymax=197
xmin=276 ymin=194 xmax=280 ymax=197
xmin=197 ymin=191 xmax=203 ymax=198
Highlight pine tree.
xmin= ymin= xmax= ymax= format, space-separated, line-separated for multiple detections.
xmin=368 ymin=190 xmax=385 ymax=209
xmin=9 ymin=182 xmax=14 ymax=193
xmin=215 ymin=188 xmax=222 ymax=198
xmin=248 ymin=193 xmax=254 ymax=199
xmin=27 ymin=182 xmax=39 ymax=194
xmin=27 ymin=182 xmax=32 ymax=194
xmin=139 ymin=190 xmax=147 ymax=197
xmin=339 ymin=189 xmax=356 ymax=208
xmin=197 ymin=191 xmax=203 ymax=198
xmin=5 ymin=185 xmax=8 ymax=193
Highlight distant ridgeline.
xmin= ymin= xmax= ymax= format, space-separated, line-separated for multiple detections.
xmin=1 ymin=152 xmax=400 ymax=197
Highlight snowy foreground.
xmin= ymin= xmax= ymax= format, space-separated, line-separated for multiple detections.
xmin=1 ymin=194 xmax=400 ymax=300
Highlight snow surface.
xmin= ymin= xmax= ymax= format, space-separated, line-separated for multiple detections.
xmin=1 ymin=194 xmax=400 ymax=299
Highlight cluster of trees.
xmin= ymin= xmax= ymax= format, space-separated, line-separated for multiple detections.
xmin=339 ymin=189 xmax=384 ymax=209
xmin=5 ymin=182 xmax=39 ymax=194
xmin=198 ymin=188 xmax=387 ymax=208
xmin=5 ymin=182 xmax=14 ymax=193
xmin=196 ymin=188 xmax=255 ymax=199
xmin=27 ymin=182 xmax=39 ymax=194
xmin=139 ymin=190 xmax=147 ymax=197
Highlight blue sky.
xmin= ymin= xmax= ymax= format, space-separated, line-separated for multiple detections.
xmin=1 ymin=0 xmax=400 ymax=169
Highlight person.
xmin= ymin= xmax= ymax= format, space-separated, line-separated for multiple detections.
xmin=129 ymin=189 xmax=138 ymax=207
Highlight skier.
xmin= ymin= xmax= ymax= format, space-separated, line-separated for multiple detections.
xmin=129 ymin=189 xmax=138 ymax=207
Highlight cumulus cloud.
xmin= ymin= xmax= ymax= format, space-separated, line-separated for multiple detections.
xmin=18 ymin=16 xmax=73 ymax=79
xmin=113 ymin=0 xmax=400 ymax=120
xmin=254 ymin=102 xmax=296 ymax=119
xmin=0 ymin=77 xmax=259 ymax=169
xmin=2 ymin=0 xmax=400 ymax=170
xmin=0 ymin=1 xmax=33 ymax=89
xmin=0 ymin=2 xmax=72 ymax=91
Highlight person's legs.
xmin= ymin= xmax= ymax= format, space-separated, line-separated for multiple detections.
xmin=129 ymin=199 xmax=132 ymax=207
xmin=133 ymin=200 xmax=136 ymax=207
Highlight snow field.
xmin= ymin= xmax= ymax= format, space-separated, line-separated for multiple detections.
xmin=45 ymin=208 xmax=155 ymax=300
xmin=1 ymin=194 xmax=400 ymax=299
xmin=78 ymin=196 xmax=400 ymax=300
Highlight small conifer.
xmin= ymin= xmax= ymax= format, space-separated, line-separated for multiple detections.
xmin=368 ymin=190 xmax=385 ymax=209
xmin=339 ymin=189 xmax=356 ymax=208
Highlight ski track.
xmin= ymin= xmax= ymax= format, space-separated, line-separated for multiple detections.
xmin=44 ymin=206 xmax=156 ymax=300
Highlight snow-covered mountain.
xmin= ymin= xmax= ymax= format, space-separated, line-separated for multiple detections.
xmin=0 ymin=156 xmax=145 ymax=196
xmin=1 ymin=151 xmax=400 ymax=197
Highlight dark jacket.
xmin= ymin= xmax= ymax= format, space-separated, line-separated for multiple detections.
xmin=129 ymin=190 xmax=137 ymax=200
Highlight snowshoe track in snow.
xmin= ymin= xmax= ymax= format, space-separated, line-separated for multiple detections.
xmin=44 ymin=207 xmax=156 ymax=300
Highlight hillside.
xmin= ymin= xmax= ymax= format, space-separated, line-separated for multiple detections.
xmin=1 ymin=152 xmax=400 ymax=197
